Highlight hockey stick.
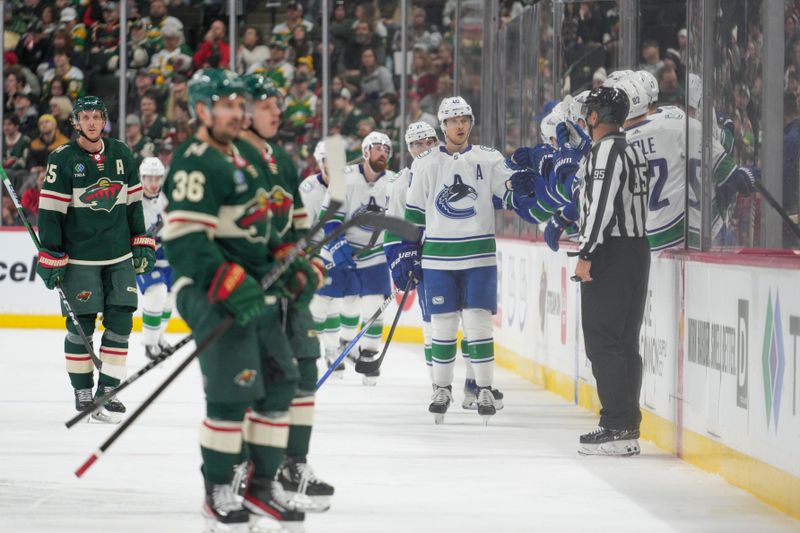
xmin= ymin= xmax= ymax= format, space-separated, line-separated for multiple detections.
xmin=0 ymin=169 xmax=102 ymax=370
xmin=753 ymin=181 xmax=800 ymax=242
xmin=355 ymin=275 xmax=414 ymax=375
xmin=315 ymin=285 xmax=402 ymax=389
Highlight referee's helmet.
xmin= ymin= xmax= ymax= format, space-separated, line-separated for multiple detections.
xmin=584 ymin=86 xmax=629 ymax=126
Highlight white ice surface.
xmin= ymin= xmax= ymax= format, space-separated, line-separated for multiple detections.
xmin=0 ymin=329 xmax=797 ymax=533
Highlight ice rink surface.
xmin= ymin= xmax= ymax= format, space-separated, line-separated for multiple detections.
xmin=0 ymin=329 xmax=798 ymax=533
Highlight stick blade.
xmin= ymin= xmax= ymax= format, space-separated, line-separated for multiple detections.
xmin=324 ymin=135 xmax=347 ymax=204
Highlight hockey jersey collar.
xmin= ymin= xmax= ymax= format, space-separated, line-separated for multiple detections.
xmin=316 ymin=173 xmax=327 ymax=188
xmin=357 ymin=163 xmax=386 ymax=182
xmin=439 ymin=144 xmax=473 ymax=156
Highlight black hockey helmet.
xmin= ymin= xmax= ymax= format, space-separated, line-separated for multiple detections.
xmin=584 ymin=86 xmax=629 ymax=126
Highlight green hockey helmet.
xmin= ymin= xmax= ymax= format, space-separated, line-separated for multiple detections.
xmin=70 ymin=95 xmax=108 ymax=125
xmin=188 ymin=68 xmax=247 ymax=118
xmin=242 ymin=73 xmax=282 ymax=101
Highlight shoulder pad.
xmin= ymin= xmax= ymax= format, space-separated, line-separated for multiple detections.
xmin=300 ymin=178 xmax=315 ymax=192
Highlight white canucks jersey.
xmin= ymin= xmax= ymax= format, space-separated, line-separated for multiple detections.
xmin=142 ymin=192 xmax=169 ymax=267
xmin=321 ymin=164 xmax=396 ymax=269
xmin=299 ymin=173 xmax=327 ymax=227
xmin=383 ymin=167 xmax=411 ymax=250
xmin=624 ymin=107 xmax=688 ymax=251
xmin=405 ymin=145 xmax=513 ymax=270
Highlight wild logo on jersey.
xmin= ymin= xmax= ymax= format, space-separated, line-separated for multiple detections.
xmin=268 ymin=185 xmax=293 ymax=218
xmin=353 ymin=196 xmax=387 ymax=231
xmin=79 ymin=178 xmax=123 ymax=211
xmin=435 ymin=174 xmax=477 ymax=219
xmin=236 ymin=189 xmax=272 ymax=230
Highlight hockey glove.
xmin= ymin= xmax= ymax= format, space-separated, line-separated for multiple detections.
xmin=389 ymin=244 xmax=422 ymax=289
xmin=552 ymin=147 xmax=581 ymax=188
xmin=208 ymin=262 xmax=266 ymax=326
xmin=272 ymin=244 xmax=324 ymax=306
xmin=131 ymin=235 xmax=157 ymax=274
xmin=326 ymin=234 xmax=357 ymax=269
xmin=544 ymin=203 xmax=579 ymax=252
xmin=732 ymin=166 xmax=759 ymax=196
xmin=511 ymin=144 xmax=555 ymax=176
xmin=556 ymin=120 xmax=592 ymax=158
xmin=36 ymin=248 xmax=68 ymax=290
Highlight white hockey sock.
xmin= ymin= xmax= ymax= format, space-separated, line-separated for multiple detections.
xmin=431 ymin=312 xmax=459 ymax=387
xmin=360 ymin=294 xmax=385 ymax=352
xmin=141 ymin=284 xmax=167 ymax=347
xmin=340 ymin=295 xmax=360 ymax=342
xmin=462 ymin=308 xmax=495 ymax=388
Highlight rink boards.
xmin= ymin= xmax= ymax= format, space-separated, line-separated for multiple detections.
xmin=1 ymin=228 xmax=798 ymax=518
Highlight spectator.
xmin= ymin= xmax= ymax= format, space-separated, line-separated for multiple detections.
xmin=40 ymin=5 xmax=57 ymax=37
xmin=409 ymin=48 xmax=432 ymax=97
xmin=3 ymin=115 xmax=31 ymax=170
xmin=352 ymin=2 xmax=387 ymax=40
xmin=330 ymin=1 xmax=353 ymax=47
xmin=126 ymin=19 xmax=152 ymax=71
xmin=142 ymin=0 xmax=184 ymax=43
xmin=261 ymin=39 xmax=295 ymax=93
xmin=15 ymin=21 xmax=49 ymax=73
xmin=576 ymin=1 xmax=607 ymax=45
xmin=125 ymin=114 xmax=155 ymax=166
xmin=786 ymin=13 xmax=800 ymax=64
xmin=2 ymin=195 xmax=23 ymax=226
xmin=288 ymin=25 xmax=315 ymax=66
xmin=356 ymin=116 xmax=376 ymax=139
xmin=20 ymin=166 xmax=45 ymax=220
xmin=193 ymin=20 xmax=231 ymax=69
xmin=330 ymin=88 xmax=365 ymax=139
xmin=4 ymin=68 xmax=30 ymax=115
xmin=294 ymin=57 xmax=318 ymax=92
xmin=165 ymin=74 xmax=190 ymax=123
xmin=392 ymin=6 xmax=442 ymax=53
xmin=149 ymin=22 xmax=192 ymax=86
xmin=344 ymin=21 xmax=385 ymax=72
xmin=437 ymin=42 xmax=455 ymax=78
xmin=356 ymin=48 xmax=396 ymax=117
xmin=406 ymin=91 xmax=437 ymax=128
xmin=13 ymin=93 xmax=39 ymax=139
xmin=421 ymin=76 xmax=453 ymax=116
xmin=48 ymin=96 xmax=73 ymax=137
xmin=657 ymin=64 xmax=683 ymax=107
xmin=678 ymin=28 xmax=688 ymax=65
xmin=376 ymin=92 xmax=401 ymax=161
xmin=29 ymin=114 xmax=69 ymax=168
xmin=90 ymin=1 xmax=121 ymax=55
xmin=139 ymin=91 xmax=169 ymax=142
xmin=273 ymin=2 xmax=315 ymax=44
xmin=783 ymin=90 xmax=800 ymax=247
xmin=157 ymin=140 xmax=175 ymax=172
xmin=640 ymin=39 xmax=664 ymax=75
xmin=42 ymin=47 xmax=85 ymax=101
xmin=131 ymin=70 xmax=157 ymax=113
xmin=58 ymin=7 xmax=88 ymax=54
xmin=237 ymin=26 xmax=270 ymax=75
xmin=282 ymin=74 xmax=318 ymax=144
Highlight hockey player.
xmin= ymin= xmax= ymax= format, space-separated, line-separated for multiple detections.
xmin=401 ymin=97 xmax=517 ymax=424
xmin=321 ymin=130 xmax=396 ymax=386
xmin=135 ymin=156 xmax=173 ymax=359
xmin=239 ymin=72 xmax=334 ymax=514
xmin=162 ymin=69 xmax=298 ymax=531
xmin=36 ymin=95 xmax=155 ymax=422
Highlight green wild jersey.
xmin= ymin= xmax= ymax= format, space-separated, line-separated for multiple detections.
xmin=162 ymin=136 xmax=274 ymax=291
xmin=38 ymin=138 xmax=145 ymax=264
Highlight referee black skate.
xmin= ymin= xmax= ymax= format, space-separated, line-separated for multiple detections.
xmin=572 ymin=86 xmax=650 ymax=457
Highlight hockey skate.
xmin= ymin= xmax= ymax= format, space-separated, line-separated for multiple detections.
xmin=462 ymin=379 xmax=504 ymax=410
xmin=357 ymin=348 xmax=380 ymax=386
xmin=342 ymin=340 xmax=359 ymax=364
xmin=74 ymin=387 xmax=120 ymax=424
xmin=476 ymin=387 xmax=496 ymax=425
xmin=324 ymin=349 xmax=345 ymax=380
xmin=277 ymin=456 xmax=334 ymax=512
xmin=244 ymin=477 xmax=305 ymax=533
xmin=202 ymin=480 xmax=251 ymax=532
xmin=428 ymin=385 xmax=453 ymax=424
xmin=578 ymin=427 xmax=641 ymax=457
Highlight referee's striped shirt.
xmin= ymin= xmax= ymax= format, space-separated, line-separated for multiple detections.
xmin=577 ymin=132 xmax=649 ymax=260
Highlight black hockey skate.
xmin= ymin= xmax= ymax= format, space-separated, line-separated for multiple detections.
xmin=357 ymin=348 xmax=380 ymax=386
xmin=87 ymin=385 xmax=125 ymax=424
xmin=277 ymin=456 xmax=334 ymax=512
xmin=462 ymin=379 xmax=504 ymax=410
xmin=202 ymin=479 xmax=250 ymax=532
xmin=476 ymin=387 xmax=497 ymax=425
xmin=74 ymin=388 xmax=93 ymax=411
xmin=578 ymin=427 xmax=641 ymax=456
xmin=429 ymin=385 xmax=453 ymax=424
xmin=342 ymin=340 xmax=359 ymax=364
xmin=244 ymin=477 xmax=305 ymax=531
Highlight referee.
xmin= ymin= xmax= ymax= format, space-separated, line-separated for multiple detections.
xmin=573 ymin=86 xmax=650 ymax=456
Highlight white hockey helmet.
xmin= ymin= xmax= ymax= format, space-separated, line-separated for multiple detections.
xmin=539 ymin=101 xmax=568 ymax=144
xmin=437 ymin=96 xmax=474 ymax=125
xmin=313 ymin=140 xmax=325 ymax=167
xmin=361 ymin=130 xmax=393 ymax=160
xmin=603 ymin=69 xmax=634 ymax=87
xmin=139 ymin=156 xmax=166 ymax=177
xmin=613 ymin=78 xmax=649 ymax=120
xmin=568 ymin=90 xmax=590 ymax=124
xmin=635 ymin=70 xmax=659 ymax=106
xmin=687 ymin=73 xmax=702 ymax=110
xmin=404 ymin=121 xmax=438 ymax=147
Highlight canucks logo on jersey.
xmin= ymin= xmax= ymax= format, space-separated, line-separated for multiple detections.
xmin=435 ymin=174 xmax=477 ymax=219
xmin=353 ymin=196 xmax=387 ymax=231
xmin=79 ymin=178 xmax=124 ymax=212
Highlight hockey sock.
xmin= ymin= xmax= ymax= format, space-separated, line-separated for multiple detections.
xmin=360 ymin=294 xmax=385 ymax=352
xmin=431 ymin=312 xmax=459 ymax=387
xmin=422 ymin=320 xmax=433 ymax=380
xmin=98 ymin=306 xmax=132 ymax=387
xmin=64 ymin=314 xmax=97 ymax=390
xmin=247 ymin=383 xmax=295 ymax=479
xmin=463 ymin=308 xmax=495 ymax=387
xmin=286 ymin=395 xmax=314 ymax=459
xmin=460 ymin=337 xmax=475 ymax=380
xmin=340 ymin=295 xmax=360 ymax=342
xmin=310 ymin=295 xmax=341 ymax=354
xmin=201 ymin=401 xmax=248 ymax=484
xmin=160 ymin=299 xmax=173 ymax=339
xmin=141 ymin=284 xmax=167 ymax=347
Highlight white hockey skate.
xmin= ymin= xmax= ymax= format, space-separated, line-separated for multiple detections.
xmin=476 ymin=387 xmax=496 ymax=425
xmin=578 ymin=428 xmax=641 ymax=457
xmin=429 ymin=385 xmax=453 ymax=424
xmin=74 ymin=388 xmax=121 ymax=424
xmin=462 ymin=379 xmax=505 ymax=410
xmin=202 ymin=481 xmax=250 ymax=533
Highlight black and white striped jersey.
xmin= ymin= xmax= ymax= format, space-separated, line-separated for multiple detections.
xmin=577 ymin=132 xmax=649 ymax=260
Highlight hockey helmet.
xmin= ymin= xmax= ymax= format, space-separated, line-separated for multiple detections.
xmin=241 ymin=72 xmax=282 ymax=102
xmin=568 ymin=90 xmax=591 ymax=124
xmin=404 ymin=121 xmax=438 ymax=148
xmin=584 ymin=86 xmax=629 ymax=126
xmin=687 ymin=73 xmax=702 ymax=111
xmin=437 ymin=96 xmax=474 ymax=125
xmin=70 ymin=95 xmax=108 ymax=126
xmin=313 ymin=140 xmax=326 ymax=167
xmin=613 ymin=78 xmax=649 ymax=120
xmin=603 ymin=69 xmax=634 ymax=87
xmin=361 ymin=130 xmax=392 ymax=160
xmin=635 ymin=70 xmax=659 ymax=106
xmin=188 ymin=68 xmax=247 ymax=118
xmin=139 ymin=156 xmax=166 ymax=177
xmin=539 ymin=100 xmax=568 ymax=144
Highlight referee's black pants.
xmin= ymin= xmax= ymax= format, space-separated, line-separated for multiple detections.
xmin=580 ymin=237 xmax=650 ymax=430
